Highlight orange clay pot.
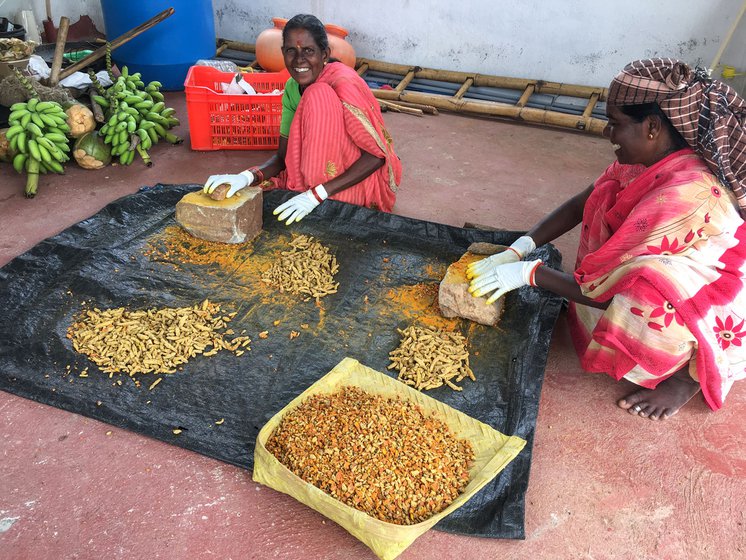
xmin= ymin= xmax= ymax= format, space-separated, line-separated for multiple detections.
xmin=325 ymin=23 xmax=356 ymax=68
xmin=255 ymin=17 xmax=287 ymax=72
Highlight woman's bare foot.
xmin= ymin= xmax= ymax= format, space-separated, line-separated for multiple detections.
xmin=617 ymin=367 xmax=701 ymax=420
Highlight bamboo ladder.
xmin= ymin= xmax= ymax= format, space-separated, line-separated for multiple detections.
xmin=356 ymin=58 xmax=608 ymax=135
xmin=215 ymin=39 xmax=608 ymax=135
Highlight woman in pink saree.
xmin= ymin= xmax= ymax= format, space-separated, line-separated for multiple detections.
xmin=204 ymin=14 xmax=402 ymax=224
xmin=468 ymin=58 xmax=746 ymax=420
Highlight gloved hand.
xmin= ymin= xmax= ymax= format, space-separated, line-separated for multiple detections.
xmin=468 ymin=259 xmax=543 ymax=304
xmin=203 ymin=170 xmax=255 ymax=198
xmin=466 ymin=235 xmax=536 ymax=280
xmin=274 ymin=185 xmax=328 ymax=225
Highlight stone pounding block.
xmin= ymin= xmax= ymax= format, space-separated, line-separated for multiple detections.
xmin=175 ymin=187 xmax=263 ymax=244
xmin=438 ymin=251 xmax=506 ymax=326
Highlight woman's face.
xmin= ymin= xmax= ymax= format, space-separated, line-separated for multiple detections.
xmin=603 ymin=104 xmax=652 ymax=165
xmin=282 ymin=28 xmax=329 ymax=88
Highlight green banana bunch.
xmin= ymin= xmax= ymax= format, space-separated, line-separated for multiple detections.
xmin=96 ymin=66 xmax=183 ymax=166
xmin=7 ymin=97 xmax=71 ymax=197
xmin=99 ymin=99 xmax=139 ymax=166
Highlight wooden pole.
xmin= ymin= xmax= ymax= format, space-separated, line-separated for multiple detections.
xmin=49 ymin=17 xmax=70 ymax=86
xmin=59 ymin=8 xmax=175 ymax=80
xmin=395 ymin=69 xmax=417 ymax=93
xmin=709 ymin=0 xmax=746 ymax=73
xmin=372 ymin=95 xmax=439 ymax=115
xmin=378 ymin=99 xmax=424 ymax=116
xmin=516 ymin=84 xmax=535 ymax=108
xmin=357 ymin=58 xmax=608 ymax=100
xmin=372 ymin=88 xmax=607 ymax=134
xmin=216 ymin=39 xmax=255 ymax=53
xmin=582 ymin=92 xmax=600 ymax=119
xmin=453 ymin=77 xmax=474 ymax=100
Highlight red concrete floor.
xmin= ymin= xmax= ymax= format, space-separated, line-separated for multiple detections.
xmin=1 ymin=93 xmax=745 ymax=560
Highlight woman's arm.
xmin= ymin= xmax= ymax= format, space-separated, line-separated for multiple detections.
xmin=249 ymin=136 xmax=289 ymax=184
xmin=534 ymin=266 xmax=609 ymax=309
xmin=320 ymin=151 xmax=384 ymax=196
xmin=529 ymin=184 xmax=608 ymax=309
xmin=527 ymin=184 xmax=594 ymax=246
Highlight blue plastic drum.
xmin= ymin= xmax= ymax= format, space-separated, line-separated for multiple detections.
xmin=101 ymin=0 xmax=216 ymax=91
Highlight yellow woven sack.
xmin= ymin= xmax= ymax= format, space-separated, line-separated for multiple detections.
xmin=253 ymin=357 xmax=526 ymax=560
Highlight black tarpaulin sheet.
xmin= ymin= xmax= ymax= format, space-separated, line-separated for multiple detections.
xmin=0 ymin=185 xmax=563 ymax=539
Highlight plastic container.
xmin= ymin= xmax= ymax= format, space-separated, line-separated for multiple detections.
xmin=195 ymin=59 xmax=240 ymax=73
xmin=100 ymin=0 xmax=216 ymax=91
xmin=184 ymin=65 xmax=289 ymax=151
xmin=325 ymin=24 xmax=356 ymax=68
xmin=255 ymin=17 xmax=287 ymax=72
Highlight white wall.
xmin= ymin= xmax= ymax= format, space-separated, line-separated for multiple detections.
xmin=7 ymin=0 xmax=746 ymax=89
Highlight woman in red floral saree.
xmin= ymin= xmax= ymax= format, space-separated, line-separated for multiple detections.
xmin=468 ymin=58 xmax=746 ymax=419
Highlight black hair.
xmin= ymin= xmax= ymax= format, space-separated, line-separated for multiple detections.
xmin=620 ymin=102 xmax=689 ymax=150
xmin=283 ymin=14 xmax=329 ymax=51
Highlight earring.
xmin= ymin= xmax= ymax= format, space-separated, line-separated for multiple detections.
xmin=648 ymin=133 xmax=654 ymax=139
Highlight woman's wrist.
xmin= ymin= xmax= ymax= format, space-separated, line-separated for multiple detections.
xmin=527 ymin=260 xmax=543 ymax=287
xmin=309 ymin=184 xmax=329 ymax=203
xmin=247 ymin=166 xmax=264 ymax=184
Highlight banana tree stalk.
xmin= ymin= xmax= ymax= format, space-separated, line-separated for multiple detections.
xmin=163 ymin=132 xmax=183 ymax=144
xmin=136 ymin=144 xmax=152 ymax=167
xmin=25 ymin=157 xmax=40 ymax=198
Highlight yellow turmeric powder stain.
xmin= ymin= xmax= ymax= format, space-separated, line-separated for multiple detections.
xmin=143 ymin=226 xmax=353 ymax=333
xmin=143 ymin=226 xmax=323 ymax=321
xmin=385 ymin=283 xmax=456 ymax=330
xmin=143 ymin=226 xmax=481 ymax=346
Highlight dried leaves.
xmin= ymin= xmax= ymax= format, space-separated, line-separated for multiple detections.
xmin=66 ymin=299 xmax=250 ymax=375
xmin=266 ymin=386 xmax=474 ymax=525
xmin=388 ymin=325 xmax=475 ymax=391
xmin=261 ymin=234 xmax=339 ymax=302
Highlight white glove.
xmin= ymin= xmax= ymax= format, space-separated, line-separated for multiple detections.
xmin=466 ymin=235 xmax=536 ymax=280
xmin=203 ymin=170 xmax=254 ymax=198
xmin=273 ymin=185 xmax=328 ymax=225
xmin=469 ymin=259 xmax=543 ymax=304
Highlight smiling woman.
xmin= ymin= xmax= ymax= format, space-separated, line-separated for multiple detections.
xmin=203 ymin=14 xmax=402 ymax=225
xmin=467 ymin=58 xmax=746 ymax=421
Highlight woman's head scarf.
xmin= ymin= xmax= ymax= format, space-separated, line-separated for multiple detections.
xmin=608 ymin=58 xmax=746 ymax=216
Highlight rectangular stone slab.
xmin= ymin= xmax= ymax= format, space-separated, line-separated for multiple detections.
xmin=439 ymin=252 xmax=505 ymax=326
xmin=175 ymin=187 xmax=263 ymax=244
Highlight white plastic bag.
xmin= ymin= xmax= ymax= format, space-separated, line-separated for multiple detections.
xmin=27 ymin=54 xmax=112 ymax=89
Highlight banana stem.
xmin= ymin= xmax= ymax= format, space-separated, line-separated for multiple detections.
xmin=136 ymin=144 xmax=152 ymax=167
xmin=25 ymin=157 xmax=40 ymax=198
xmin=163 ymin=132 xmax=183 ymax=145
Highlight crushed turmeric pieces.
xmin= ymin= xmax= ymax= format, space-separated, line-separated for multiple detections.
xmin=261 ymin=234 xmax=339 ymax=303
xmin=388 ymin=325 xmax=475 ymax=391
xmin=66 ymin=299 xmax=250 ymax=376
xmin=266 ymin=386 xmax=474 ymax=525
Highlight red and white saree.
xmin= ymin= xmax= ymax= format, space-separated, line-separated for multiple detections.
xmin=567 ymin=149 xmax=746 ymax=410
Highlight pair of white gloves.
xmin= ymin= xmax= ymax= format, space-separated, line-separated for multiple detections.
xmin=467 ymin=235 xmax=543 ymax=304
xmin=203 ymin=171 xmax=327 ymax=225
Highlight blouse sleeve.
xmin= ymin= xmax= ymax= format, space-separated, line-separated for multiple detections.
xmin=279 ymin=78 xmax=300 ymax=138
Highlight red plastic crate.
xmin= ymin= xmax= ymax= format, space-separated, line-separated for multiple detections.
xmin=184 ymin=66 xmax=290 ymax=151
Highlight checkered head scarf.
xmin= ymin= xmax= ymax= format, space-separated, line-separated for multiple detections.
xmin=608 ymin=58 xmax=746 ymax=216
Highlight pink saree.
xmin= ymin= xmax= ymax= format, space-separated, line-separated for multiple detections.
xmin=269 ymin=62 xmax=402 ymax=212
xmin=567 ymin=149 xmax=746 ymax=410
